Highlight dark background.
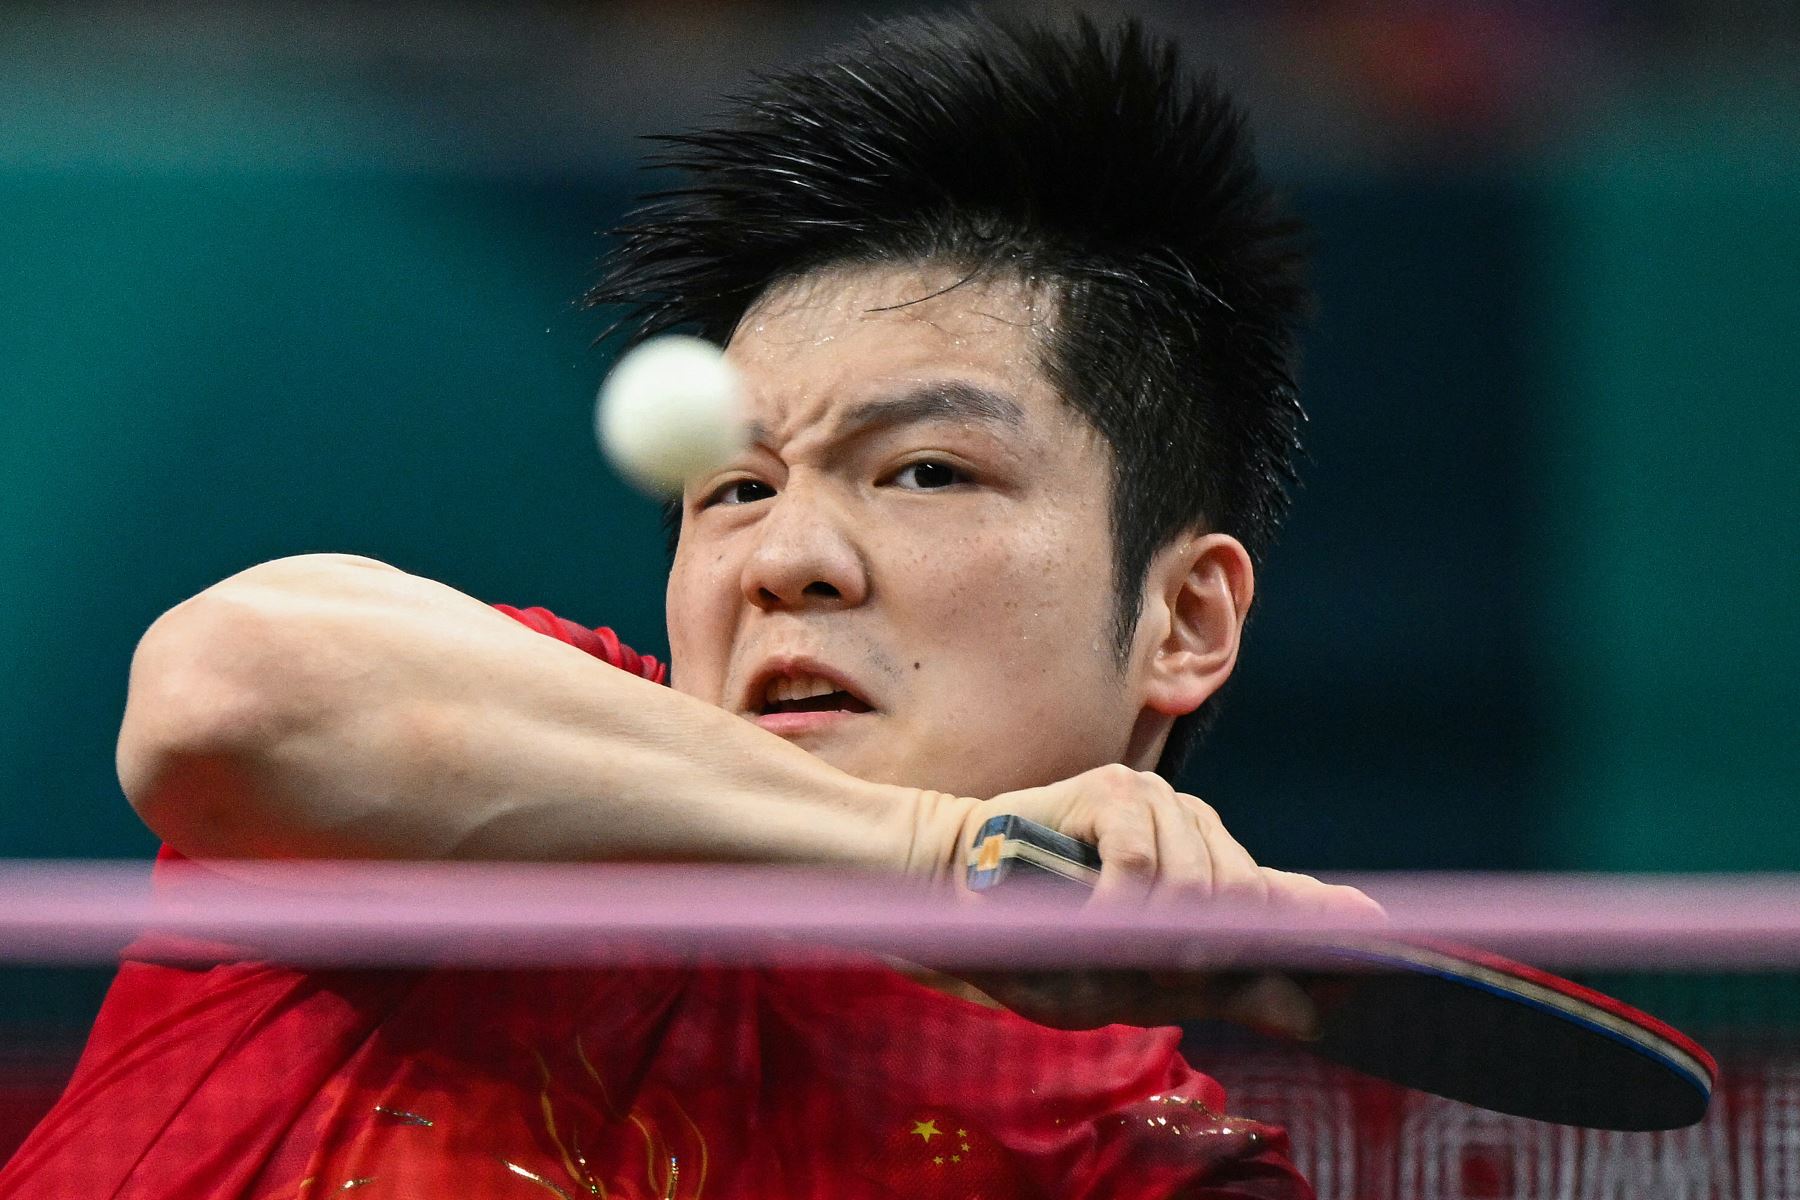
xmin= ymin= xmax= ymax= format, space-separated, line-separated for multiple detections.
xmin=3 ymin=1 xmax=1795 ymax=872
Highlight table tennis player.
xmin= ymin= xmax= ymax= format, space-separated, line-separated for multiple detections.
xmin=2 ymin=13 xmax=1382 ymax=1199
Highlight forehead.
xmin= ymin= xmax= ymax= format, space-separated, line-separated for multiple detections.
xmin=724 ymin=263 xmax=1071 ymax=435
xmin=736 ymin=262 xmax=1054 ymax=341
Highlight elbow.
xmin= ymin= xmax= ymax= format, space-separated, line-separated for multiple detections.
xmin=116 ymin=588 xmax=310 ymax=853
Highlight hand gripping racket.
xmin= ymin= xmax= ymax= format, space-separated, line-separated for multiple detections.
xmin=966 ymin=814 xmax=1716 ymax=1131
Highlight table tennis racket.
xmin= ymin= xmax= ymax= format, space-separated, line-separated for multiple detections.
xmin=966 ymin=814 xmax=1716 ymax=1131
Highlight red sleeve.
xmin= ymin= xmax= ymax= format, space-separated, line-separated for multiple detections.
xmin=490 ymin=604 xmax=666 ymax=685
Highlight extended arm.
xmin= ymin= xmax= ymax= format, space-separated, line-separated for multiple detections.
xmin=118 ymin=554 xmax=965 ymax=873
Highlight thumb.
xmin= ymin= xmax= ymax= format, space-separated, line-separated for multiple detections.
xmin=1213 ymin=972 xmax=1322 ymax=1042
xmin=1261 ymin=868 xmax=1388 ymax=926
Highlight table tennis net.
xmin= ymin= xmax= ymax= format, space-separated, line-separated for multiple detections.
xmin=0 ymin=863 xmax=1795 ymax=1200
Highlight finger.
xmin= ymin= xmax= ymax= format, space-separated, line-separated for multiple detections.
xmin=1185 ymin=796 xmax=1267 ymax=906
xmin=1090 ymin=792 xmax=1156 ymax=905
xmin=1213 ymin=972 xmax=1322 ymax=1041
xmin=961 ymin=968 xmax=1148 ymax=1031
xmin=1260 ymin=868 xmax=1388 ymax=926
xmin=1146 ymin=781 xmax=1211 ymax=900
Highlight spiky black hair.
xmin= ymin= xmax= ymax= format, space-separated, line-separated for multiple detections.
xmin=587 ymin=11 xmax=1311 ymax=776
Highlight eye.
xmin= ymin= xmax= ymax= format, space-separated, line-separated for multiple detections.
xmin=889 ymin=460 xmax=966 ymax=490
xmin=700 ymin=478 xmax=776 ymax=508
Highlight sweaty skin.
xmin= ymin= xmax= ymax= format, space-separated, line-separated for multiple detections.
xmin=669 ymin=262 xmax=1366 ymax=1026
xmin=670 ymin=264 xmax=1234 ymax=800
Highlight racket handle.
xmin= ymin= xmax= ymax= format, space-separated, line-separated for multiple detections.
xmin=965 ymin=814 xmax=1101 ymax=893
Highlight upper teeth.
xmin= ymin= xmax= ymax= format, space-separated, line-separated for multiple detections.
xmin=765 ymin=675 xmax=843 ymax=705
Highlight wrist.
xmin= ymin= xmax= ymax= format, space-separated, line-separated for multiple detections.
xmin=895 ymin=786 xmax=982 ymax=891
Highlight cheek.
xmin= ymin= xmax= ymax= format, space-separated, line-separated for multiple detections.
xmin=915 ymin=517 xmax=1109 ymax=632
xmin=664 ymin=551 xmax=734 ymax=700
xmin=938 ymin=574 xmax=1132 ymax=774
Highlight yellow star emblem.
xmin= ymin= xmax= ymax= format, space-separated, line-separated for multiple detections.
xmin=911 ymin=1119 xmax=943 ymax=1143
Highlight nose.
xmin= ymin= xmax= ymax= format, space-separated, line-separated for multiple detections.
xmin=739 ymin=478 xmax=869 ymax=612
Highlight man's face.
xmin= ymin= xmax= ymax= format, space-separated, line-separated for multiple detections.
xmin=665 ymin=264 xmax=1151 ymax=799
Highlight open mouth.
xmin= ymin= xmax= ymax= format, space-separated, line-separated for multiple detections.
xmin=760 ymin=691 xmax=874 ymax=716
xmin=755 ymin=672 xmax=874 ymax=718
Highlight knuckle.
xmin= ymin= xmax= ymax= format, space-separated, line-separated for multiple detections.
xmin=1180 ymin=793 xmax=1221 ymax=823
xmin=1139 ymin=770 xmax=1177 ymax=800
xmin=1106 ymin=842 xmax=1156 ymax=878
xmin=1091 ymin=762 xmax=1140 ymax=793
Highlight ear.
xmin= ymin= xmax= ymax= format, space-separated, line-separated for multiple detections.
xmin=1134 ymin=532 xmax=1255 ymax=718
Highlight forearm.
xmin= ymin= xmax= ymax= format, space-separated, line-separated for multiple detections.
xmin=120 ymin=555 xmax=968 ymax=874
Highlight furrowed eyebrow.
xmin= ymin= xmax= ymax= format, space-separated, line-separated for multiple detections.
xmin=743 ymin=381 xmax=1025 ymax=447
xmin=840 ymin=382 xmax=1026 ymax=434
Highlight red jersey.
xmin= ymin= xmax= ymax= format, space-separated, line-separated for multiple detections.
xmin=0 ymin=607 xmax=1308 ymax=1200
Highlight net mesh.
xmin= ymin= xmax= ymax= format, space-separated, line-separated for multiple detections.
xmin=1187 ymin=982 xmax=1800 ymax=1200
xmin=0 ymin=864 xmax=1795 ymax=1200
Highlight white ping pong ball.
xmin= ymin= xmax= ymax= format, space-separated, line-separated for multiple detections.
xmin=595 ymin=335 xmax=747 ymax=495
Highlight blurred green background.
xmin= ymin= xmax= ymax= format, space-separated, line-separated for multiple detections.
xmin=2 ymin=2 xmax=1795 ymax=870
